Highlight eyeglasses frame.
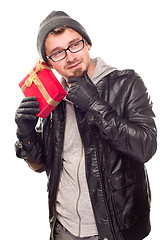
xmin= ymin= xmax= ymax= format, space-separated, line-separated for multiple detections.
xmin=46 ymin=38 xmax=85 ymax=62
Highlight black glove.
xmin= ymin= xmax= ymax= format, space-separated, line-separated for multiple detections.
xmin=15 ymin=96 xmax=40 ymax=135
xmin=66 ymin=72 xmax=99 ymax=112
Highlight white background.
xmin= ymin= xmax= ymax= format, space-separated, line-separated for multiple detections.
xmin=0 ymin=0 xmax=164 ymax=239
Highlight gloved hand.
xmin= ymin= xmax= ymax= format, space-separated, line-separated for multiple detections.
xmin=15 ymin=96 xmax=40 ymax=135
xmin=66 ymin=72 xmax=99 ymax=112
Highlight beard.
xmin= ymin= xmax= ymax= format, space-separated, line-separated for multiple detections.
xmin=72 ymin=68 xmax=84 ymax=77
xmin=64 ymin=58 xmax=90 ymax=79
xmin=65 ymin=68 xmax=87 ymax=87
xmin=72 ymin=61 xmax=90 ymax=78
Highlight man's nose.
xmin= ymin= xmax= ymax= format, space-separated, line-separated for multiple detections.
xmin=65 ymin=50 xmax=76 ymax=62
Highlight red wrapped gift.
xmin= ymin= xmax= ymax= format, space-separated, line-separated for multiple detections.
xmin=19 ymin=59 xmax=67 ymax=118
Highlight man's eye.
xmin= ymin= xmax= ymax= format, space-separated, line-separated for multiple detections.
xmin=72 ymin=42 xmax=80 ymax=47
xmin=54 ymin=50 xmax=63 ymax=56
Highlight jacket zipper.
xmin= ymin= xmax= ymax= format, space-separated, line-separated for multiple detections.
xmin=51 ymin=121 xmax=83 ymax=239
xmin=50 ymin=106 xmax=66 ymax=240
xmin=50 ymin=216 xmax=56 ymax=240
xmin=50 ymin=154 xmax=63 ymax=240
xmin=51 ymin=148 xmax=83 ymax=239
xmin=46 ymin=112 xmax=53 ymax=156
xmin=92 ymin=133 xmax=117 ymax=240
xmin=76 ymin=141 xmax=84 ymax=237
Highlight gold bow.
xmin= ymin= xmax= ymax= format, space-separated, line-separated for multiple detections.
xmin=20 ymin=59 xmax=59 ymax=108
xmin=25 ymin=59 xmax=50 ymax=87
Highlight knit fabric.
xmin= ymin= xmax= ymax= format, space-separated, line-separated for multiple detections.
xmin=37 ymin=11 xmax=92 ymax=63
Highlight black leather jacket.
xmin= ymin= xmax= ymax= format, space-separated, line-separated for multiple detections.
xmin=15 ymin=70 xmax=157 ymax=240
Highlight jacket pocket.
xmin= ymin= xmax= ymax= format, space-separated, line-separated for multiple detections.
xmin=109 ymin=166 xmax=150 ymax=230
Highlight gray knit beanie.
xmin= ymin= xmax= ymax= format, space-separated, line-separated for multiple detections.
xmin=37 ymin=11 xmax=92 ymax=63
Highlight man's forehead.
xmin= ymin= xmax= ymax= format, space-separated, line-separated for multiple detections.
xmin=45 ymin=28 xmax=82 ymax=54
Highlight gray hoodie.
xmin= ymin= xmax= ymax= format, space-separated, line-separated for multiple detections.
xmin=56 ymin=58 xmax=116 ymax=237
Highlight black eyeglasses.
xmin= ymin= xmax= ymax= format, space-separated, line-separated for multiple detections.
xmin=46 ymin=39 xmax=85 ymax=62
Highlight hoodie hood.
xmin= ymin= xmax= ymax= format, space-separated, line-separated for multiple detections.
xmin=60 ymin=57 xmax=116 ymax=97
xmin=91 ymin=57 xmax=116 ymax=85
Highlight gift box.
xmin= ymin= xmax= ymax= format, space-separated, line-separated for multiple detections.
xmin=19 ymin=59 xmax=67 ymax=118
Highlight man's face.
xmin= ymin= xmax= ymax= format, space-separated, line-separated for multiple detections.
xmin=45 ymin=28 xmax=94 ymax=79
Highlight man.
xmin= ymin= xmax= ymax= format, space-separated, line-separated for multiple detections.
xmin=15 ymin=11 xmax=157 ymax=240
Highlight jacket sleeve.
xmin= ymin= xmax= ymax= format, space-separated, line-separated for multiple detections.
xmin=85 ymin=71 xmax=157 ymax=163
xmin=15 ymin=124 xmax=45 ymax=173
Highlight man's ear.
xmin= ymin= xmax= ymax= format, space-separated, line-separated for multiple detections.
xmin=84 ymin=39 xmax=91 ymax=50
xmin=86 ymin=42 xmax=91 ymax=50
xmin=88 ymin=45 xmax=91 ymax=50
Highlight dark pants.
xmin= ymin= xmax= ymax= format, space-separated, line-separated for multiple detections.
xmin=54 ymin=220 xmax=100 ymax=240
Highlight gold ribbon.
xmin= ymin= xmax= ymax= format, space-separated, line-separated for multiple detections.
xmin=21 ymin=59 xmax=59 ymax=107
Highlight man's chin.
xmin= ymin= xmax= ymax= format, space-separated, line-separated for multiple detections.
xmin=64 ymin=67 xmax=88 ymax=79
xmin=72 ymin=68 xmax=84 ymax=77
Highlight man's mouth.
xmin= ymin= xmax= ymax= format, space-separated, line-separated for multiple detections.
xmin=67 ymin=61 xmax=82 ymax=70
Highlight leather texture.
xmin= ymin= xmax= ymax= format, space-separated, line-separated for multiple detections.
xmin=15 ymin=69 xmax=157 ymax=240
